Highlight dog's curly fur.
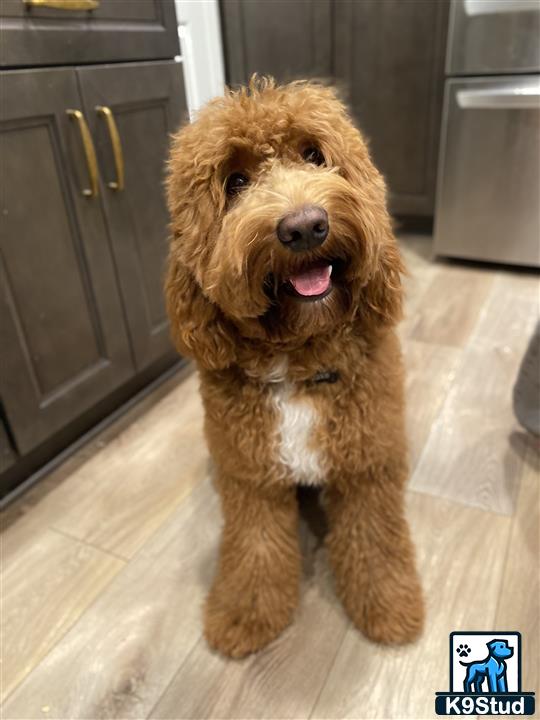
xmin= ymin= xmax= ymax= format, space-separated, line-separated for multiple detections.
xmin=166 ymin=77 xmax=424 ymax=658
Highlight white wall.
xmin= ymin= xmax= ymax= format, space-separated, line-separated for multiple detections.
xmin=175 ymin=0 xmax=226 ymax=119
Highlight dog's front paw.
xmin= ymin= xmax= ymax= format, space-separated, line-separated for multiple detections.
xmin=360 ymin=573 xmax=424 ymax=645
xmin=204 ymin=590 xmax=295 ymax=659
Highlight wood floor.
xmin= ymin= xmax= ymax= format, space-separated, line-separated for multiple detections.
xmin=2 ymin=233 xmax=539 ymax=719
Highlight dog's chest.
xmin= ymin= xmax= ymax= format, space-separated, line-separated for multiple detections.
xmin=265 ymin=361 xmax=326 ymax=486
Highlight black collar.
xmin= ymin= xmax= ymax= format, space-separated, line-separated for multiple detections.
xmin=307 ymin=370 xmax=340 ymax=386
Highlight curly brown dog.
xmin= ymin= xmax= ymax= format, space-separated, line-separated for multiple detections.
xmin=165 ymin=77 xmax=424 ymax=658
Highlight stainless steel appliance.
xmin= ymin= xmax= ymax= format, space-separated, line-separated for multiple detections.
xmin=434 ymin=0 xmax=540 ymax=267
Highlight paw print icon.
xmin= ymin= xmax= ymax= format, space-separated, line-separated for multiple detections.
xmin=456 ymin=643 xmax=471 ymax=658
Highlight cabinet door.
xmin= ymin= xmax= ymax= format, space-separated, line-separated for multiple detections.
xmin=334 ymin=0 xmax=449 ymax=216
xmin=221 ymin=0 xmax=332 ymax=85
xmin=77 ymin=61 xmax=188 ymax=371
xmin=0 ymin=68 xmax=134 ymax=454
xmin=0 ymin=0 xmax=178 ymax=68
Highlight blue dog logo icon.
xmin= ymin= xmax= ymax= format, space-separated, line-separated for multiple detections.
xmin=459 ymin=639 xmax=513 ymax=693
xmin=435 ymin=631 xmax=536 ymax=715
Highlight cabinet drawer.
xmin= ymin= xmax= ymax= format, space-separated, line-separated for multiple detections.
xmin=447 ymin=0 xmax=540 ymax=75
xmin=0 ymin=0 xmax=179 ymax=67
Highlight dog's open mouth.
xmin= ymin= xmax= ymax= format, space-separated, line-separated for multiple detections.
xmin=264 ymin=258 xmax=348 ymax=305
xmin=284 ymin=262 xmax=333 ymax=301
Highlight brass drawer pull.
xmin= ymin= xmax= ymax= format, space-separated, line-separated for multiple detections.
xmin=96 ymin=106 xmax=125 ymax=191
xmin=24 ymin=0 xmax=99 ymax=9
xmin=66 ymin=109 xmax=99 ymax=198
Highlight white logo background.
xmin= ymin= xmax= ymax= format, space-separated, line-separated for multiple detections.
xmin=451 ymin=632 xmax=520 ymax=693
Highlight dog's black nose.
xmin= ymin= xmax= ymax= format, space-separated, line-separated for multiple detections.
xmin=277 ymin=205 xmax=329 ymax=252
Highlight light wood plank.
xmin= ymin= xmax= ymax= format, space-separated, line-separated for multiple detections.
xmin=404 ymin=340 xmax=461 ymax=472
xmin=310 ymin=492 xmax=512 ymax=720
xmin=398 ymin=233 xmax=435 ymax=275
xmin=3 ymin=478 xmax=219 ymax=719
xmin=1 ymin=529 xmax=124 ymax=701
xmin=398 ymin=234 xmax=438 ymax=343
xmin=398 ymin=237 xmax=464 ymax=472
xmin=406 ymin=264 xmax=494 ymax=347
xmin=2 ymin=370 xmax=206 ymax=563
xmin=51 ymin=372 xmax=206 ymax=558
xmin=411 ymin=273 xmax=539 ymax=514
xmin=495 ymin=440 xmax=539 ymax=693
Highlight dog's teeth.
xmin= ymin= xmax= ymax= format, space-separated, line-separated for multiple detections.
xmin=328 ymin=265 xmax=333 ymax=277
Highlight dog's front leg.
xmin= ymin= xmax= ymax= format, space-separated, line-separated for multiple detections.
xmin=488 ymin=667 xmax=501 ymax=693
xmin=325 ymin=463 xmax=424 ymax=645
xmin=204 ymin=477 xmax=301 ymax=658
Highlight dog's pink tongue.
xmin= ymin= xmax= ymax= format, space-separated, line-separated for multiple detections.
xmin=289 ymin=265 xmax=331 ymax=296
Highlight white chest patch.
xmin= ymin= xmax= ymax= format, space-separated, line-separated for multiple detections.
xmin=267 ymin=359 xmax=326 ymax=486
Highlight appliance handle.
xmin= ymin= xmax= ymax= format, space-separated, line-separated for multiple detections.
xmin=457 ymin=83 xmax=540 ymax=110
xmin=464 ymin=0 xmax=538 ymax=16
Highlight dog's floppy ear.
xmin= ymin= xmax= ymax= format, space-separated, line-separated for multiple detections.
xmin=363 ymin=232 xmax=404 ymax=328
xmin=165 ymin=255 xmax=237 ymax=371
xmin=337 ymin=119 xmax=404 ymax=330
xmin=165 ymin=112 xmax=238 ymax=371
xmin=350 ymin=175 xmax=404 ymax=330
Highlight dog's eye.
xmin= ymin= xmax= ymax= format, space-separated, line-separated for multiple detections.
xmin=302 ymin=146 xmax=325 ymax=166
xmin=226 ymin=172 xmax=249 ymax=196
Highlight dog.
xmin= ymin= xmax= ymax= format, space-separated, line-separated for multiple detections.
xmin=165 ymin=77 xmax=424 ymax=658
xmin=461 ymin=640 xmax=514 ymax=693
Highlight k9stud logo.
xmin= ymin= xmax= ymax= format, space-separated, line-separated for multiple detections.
xmin=435 ymin=632 xmax=535 ymax=715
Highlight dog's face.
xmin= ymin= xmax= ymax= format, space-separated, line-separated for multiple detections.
xmin=166 ymin=79 xmax=402 ymax=369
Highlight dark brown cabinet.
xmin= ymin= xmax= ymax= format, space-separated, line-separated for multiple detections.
xmin=1 ymin=4 xmax=186 ymax=499
xmin=0 ymin=68 xmax=134 ymax=454
xmin=220 ymin=0 xmax=449 ymax=216
xmin=221 ymin=0 xmax=332 ymax=85
xmin=0 ymin=0 xmax=178 ymax=67
xmin=0 ymin=417 xmax=16 ymax=474
xmin=334 ymin=0 xmax=448 ymax=216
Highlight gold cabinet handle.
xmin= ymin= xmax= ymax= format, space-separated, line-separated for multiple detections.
xmin=66 ymin=109 xmax=99 ymax=198
xmin=24 ymin=0 xmax=99 ymax=9
xmin=96 ymin=106 xmax=125 ymax=192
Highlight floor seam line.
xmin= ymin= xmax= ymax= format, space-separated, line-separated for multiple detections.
xmin=49 ymin=526 xmax=130 ymax=562
xmin=307 ymin=625 xmax=350 ymax=719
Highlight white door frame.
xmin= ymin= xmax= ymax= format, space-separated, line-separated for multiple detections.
xmin=175 ymin=0 xmax=226 ymax=119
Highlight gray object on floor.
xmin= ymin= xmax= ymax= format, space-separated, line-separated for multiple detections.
xmin=513 ymin=321 xmax=540 ymax=436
